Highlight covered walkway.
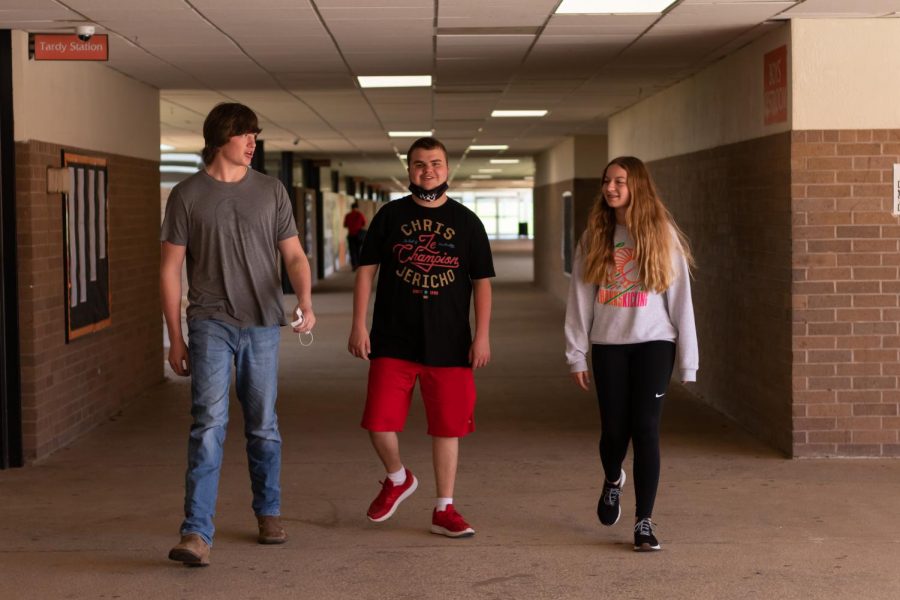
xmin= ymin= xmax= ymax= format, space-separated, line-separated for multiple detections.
xmin=1 ymin=246 xmax=898 ymax=599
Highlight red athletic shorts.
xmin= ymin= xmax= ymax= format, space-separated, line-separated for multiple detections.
xmin=361 ymin=357 xmax=476 ymax=437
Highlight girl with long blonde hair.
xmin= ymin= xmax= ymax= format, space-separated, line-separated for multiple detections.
xmin=564 ymin=156 xmax=698 ymax=552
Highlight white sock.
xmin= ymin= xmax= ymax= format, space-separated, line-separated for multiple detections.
xmin=387 ymin=467 xmax=406 ymax=486
xmin=435 ymin=497 xmax=453 ymax=512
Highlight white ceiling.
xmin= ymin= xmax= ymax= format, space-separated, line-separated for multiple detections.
xmin=3 ymin=0 xmax=898 ymax=187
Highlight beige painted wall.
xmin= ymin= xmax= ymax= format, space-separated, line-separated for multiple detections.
xmin=11 ymin=30 xmax=159 ymax=161
xmin=535 ymin=137 xmax=575 ymax=187
xmin=609 ymin=24 xmax=790 ymax=161
xmin=573 ymin=135 xmax=609 ymax=178
xmin=792 ymin=19 xmax=900 ymax=130
xmin=535 ymin=135 xmax=608 ymax=187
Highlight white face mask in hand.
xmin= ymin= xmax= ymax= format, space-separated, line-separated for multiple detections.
xmin=291 ymin=308 xmax=314 ymax=347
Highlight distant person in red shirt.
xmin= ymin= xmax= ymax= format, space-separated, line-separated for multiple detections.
xmin=344 ymin=202 xmax=367 ymax=271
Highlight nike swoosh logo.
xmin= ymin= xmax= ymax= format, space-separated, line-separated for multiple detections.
xmin=655 ymin=393 xmax=665 ymax=398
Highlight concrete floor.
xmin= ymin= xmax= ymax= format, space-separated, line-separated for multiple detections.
xmin=2 ymin=245 xmax=899 ymax=600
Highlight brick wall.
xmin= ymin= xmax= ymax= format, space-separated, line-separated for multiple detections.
xmin=791 ymin=130 xmax=900 ymax=457
xmin=16 ymin=140 xmax=163 ymax=461
xmin=649 ymin=133 xmax=794 ymax=454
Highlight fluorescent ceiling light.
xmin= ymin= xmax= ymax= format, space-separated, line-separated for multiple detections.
xmin=160 ymin=166 xmax=200 ymax=174
xmin=161 ymin=153 xmax=203 ymax=163
xmin=160 ymin=143 xmax=175 ymax=151
xmin=358 ymin=75 xmax=432 ymax=88
xmin=491 ymin=110 xmax=548 ymax=118
xmin=490 ymin=159 xmax=520 ymax=164
xmin=470 ymin=174 xmax=492 ymax=179
xmin=555 ymin=0 xmax=676 ymax=15
xmin=479 ymin=168 xmax=502 ymax=173
xmin=468 ymin=145 xmax=509 ymax=151
xmin=388 ymin=131 xmax=433 ymax=137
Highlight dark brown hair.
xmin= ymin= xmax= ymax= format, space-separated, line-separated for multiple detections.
xmin=201 ymin=103 xmax=262 ymax=165
xmin=406 ymin=137 xmax=448 ymax=164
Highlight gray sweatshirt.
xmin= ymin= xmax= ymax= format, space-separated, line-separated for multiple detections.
xmin=564 ymin=224 xmax=698 ymax=381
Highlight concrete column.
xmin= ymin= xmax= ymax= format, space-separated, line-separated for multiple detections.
xmin=533 ymin=135 xmax=607 ymax=304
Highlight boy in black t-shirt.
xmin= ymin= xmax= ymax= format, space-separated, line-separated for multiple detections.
xmin=348 ymin=137 xmax=494 ymax=537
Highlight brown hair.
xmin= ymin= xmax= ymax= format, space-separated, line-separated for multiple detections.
xmin=581 ymin=156 xmax=694 ymax=292
xmin=406 ymin=137 xmax=448 ymax=163
xmin=201 ymin=103 xmax=262 ymax=165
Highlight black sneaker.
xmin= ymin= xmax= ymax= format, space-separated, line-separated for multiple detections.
xmin=596 ymin=469 xmax=625 ymax=526
xmin=633 ymin=518 xmax=661 ymax=552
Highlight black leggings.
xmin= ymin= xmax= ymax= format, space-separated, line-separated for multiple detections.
xmin=591 ymin=341 xmax=675 ymax=519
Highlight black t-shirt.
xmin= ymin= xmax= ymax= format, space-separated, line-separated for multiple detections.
xmin=359 ymin=195 xmax=495 ymax=366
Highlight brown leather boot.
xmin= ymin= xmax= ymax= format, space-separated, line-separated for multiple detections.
xmin=257 ymin=515 xmax=288 ymax=544
xmin=168 ymin=533 xmax=211 ymax=566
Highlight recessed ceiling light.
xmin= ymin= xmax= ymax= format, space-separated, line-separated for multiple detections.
xmin=160 ymin=143 xmax=175 ymax=151
xmin=491 ymin=110 xmax=548 ymax=118
xmin=470 ymin=174 xmax=492 ymax=179
xmin=468 ymin=145 xmax=509 ymax=151
xmin=490 ymin=159 xmax=520 ymax=164
xmin=358 ymin=75 xmax=432 ymax=88
xmin=555 ymin=0 xmax=676 ymax=15
xmin=479 ymin=168 xmax=502 ymax=173
xmin=388 ymin=131 xmax=433 ymax=137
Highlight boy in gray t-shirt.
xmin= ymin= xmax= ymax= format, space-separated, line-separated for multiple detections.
xmin=161 ymin=103 xmax=315 ymax=567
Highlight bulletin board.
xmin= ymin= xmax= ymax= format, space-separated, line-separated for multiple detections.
xmin=62 ymin=152 xmax=111 ymax=341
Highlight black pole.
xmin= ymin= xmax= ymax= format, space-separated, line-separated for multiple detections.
xmin=302 ymin=160 xmax=325 ymax=280
xmin=0 ymin=30 xmax=23 ymax=469
xmin=280 ymin=151 xmax=295 ymax=294
xmin=251 ymin=139 xmax=265 ymax=174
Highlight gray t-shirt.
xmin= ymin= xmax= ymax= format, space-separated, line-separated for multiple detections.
xmin=160 ymin=168 xmax=298 ymax=327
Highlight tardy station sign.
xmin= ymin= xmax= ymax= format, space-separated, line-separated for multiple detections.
xmin=31 ymin=34 xmax=109 ymax=61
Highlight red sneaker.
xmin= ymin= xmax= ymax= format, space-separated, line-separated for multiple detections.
xmin=367 ymin=469 xmax=418 ymax=522
xmin=430 ymin=504 xmax=475 ymax=538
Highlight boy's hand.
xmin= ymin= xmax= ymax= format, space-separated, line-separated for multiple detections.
xmin=292 ymin=305 xmax=316 ymax=333
xmin=469 ymin=337 xmax=490 ymax=369
xmin=168 ymin=338 xmax=191 ymax=377
xmin=348 ymin=325 xmax=371 ymax=360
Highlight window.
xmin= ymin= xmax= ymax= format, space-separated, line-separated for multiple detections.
xmin=457 ymin=189 xmax=533 ymax=240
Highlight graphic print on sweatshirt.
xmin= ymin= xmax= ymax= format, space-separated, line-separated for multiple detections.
xmin=597 ymin=241 xmax=648 ymax=307
xmin=392 ymin=218 xmax=460 ymax=299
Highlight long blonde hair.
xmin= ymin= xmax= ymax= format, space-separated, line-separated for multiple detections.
xmin=581 ymin=156 xmax=694 ymax=293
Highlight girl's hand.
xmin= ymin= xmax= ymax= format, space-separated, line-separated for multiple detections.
xmin=572 ymin=371 xmax=590 ymax=391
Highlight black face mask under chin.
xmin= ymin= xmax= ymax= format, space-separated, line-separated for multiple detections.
xmin=408 ymin=181 xmax=449 ymax=202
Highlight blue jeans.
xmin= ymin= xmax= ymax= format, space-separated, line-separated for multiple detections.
xmin=181 ymin=319 xmax=282 ymax=545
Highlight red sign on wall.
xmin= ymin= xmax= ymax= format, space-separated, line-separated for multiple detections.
xmin=763 ymin=45 xmax=787 ymax=125
xmin=32 ymin=34 xmax=109 ymax=61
